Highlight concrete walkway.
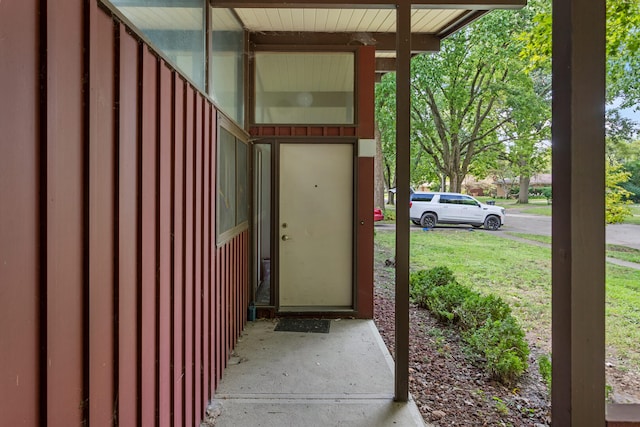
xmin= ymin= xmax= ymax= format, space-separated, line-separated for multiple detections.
xmin=209 ymin=319 xmax=428 ymax=427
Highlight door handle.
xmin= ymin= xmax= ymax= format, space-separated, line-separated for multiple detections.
xmin=282 ymin=235 xmax=291 ymax=241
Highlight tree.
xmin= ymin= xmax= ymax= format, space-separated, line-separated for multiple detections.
xmin=606 ymin=162 xmax=633 ymax=223
xmin=521 ymin=0 xmax=640 ymax=107
xmin=499 ymin=70 xmax=551 ymax=203
xmin=376 ymin=72 xmax=440 ymax=203
xmin=410 ymin=9 xmax=540 ymax=193
xmin=606 ymin=109 xmax=640 ymax=163
xmin=375 ymin=73 xmax=398 ymax=204
xmin=374 ymin=122 xmax=386 ymax=209
xmin=622 ymin=159 xmax=640 ymax=203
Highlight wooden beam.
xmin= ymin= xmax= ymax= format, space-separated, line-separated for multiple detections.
xmin=394 ymin=0 xmax=411 ymax=404
xmin=375 ymin=58 xmax=396 ymax=72
xmin=250 ymin=32 xmax=440 ymax=52
xmin=551 ymin=0 xmax=606 ymax=424
xmin=437 ymin=10 xmax=488 ymax=38
xmin=210 ymin=0 xmax=526 ymax=10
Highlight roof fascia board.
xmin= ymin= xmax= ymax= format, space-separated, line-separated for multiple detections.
xmin=250 ymin=31 xmax=440 ymax=52
xmin=210 ymin=0 xmax=525 ymax=10
xmin=437 ymin=9 xmax=488 ymax=37
xmin=375 ymin=57 xmax=397 ymax=72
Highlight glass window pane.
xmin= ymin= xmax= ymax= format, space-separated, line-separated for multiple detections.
xmin=110 ymin=0 xmax=205 ymax=90
xmin=254 ymin=52 xmax=355 ymax=124
xmin=210 ymin=8 xmax=244 ymax=125
xmin=217 ymin=128 xmax=236 ymax=234
xmin=236 ymin=140 xmax=248 ymax=224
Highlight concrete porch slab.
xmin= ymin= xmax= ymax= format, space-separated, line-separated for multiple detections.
xmin=209 ymin=319 xmax=428 ymax=427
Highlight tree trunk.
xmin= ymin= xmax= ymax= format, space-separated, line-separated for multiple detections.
xmin=374 ymin=123 xmax=385 ymax=208
xmin=388 ymin=190 xmax=395 ymax=205
xmin=518 ymin=175 xmax=530 ymax=204
xmin=449 ymin=172 xmax=464 ymax=193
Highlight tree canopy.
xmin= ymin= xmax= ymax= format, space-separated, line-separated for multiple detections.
xmin=377 ymin=7 xmax=551 ymax=193
xmin=374 ymin=0 xmax=639 ymax=217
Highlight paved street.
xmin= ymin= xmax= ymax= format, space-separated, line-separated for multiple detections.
xmin=375 ymin=210 xmax=640 ymax=250
xmin=499 ymin=211 xmax=640 ymax=250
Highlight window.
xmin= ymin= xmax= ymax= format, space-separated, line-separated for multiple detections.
xmin=254 ymin=52 xmax=355 ymax=125
xmin=217 ymin=124 xmax=248 ymax=243
xmin=210 ymin=8 xmax=244 ymax=125
xmin=438 ymin=195 xmax=455 ymax=204
xmin=460 ymin=196 xmax=479 ymax=206
xmin=109 ymin=0 xmax=206 ymax=90
xmin=411 ymin=194 xmax=434 ymax=202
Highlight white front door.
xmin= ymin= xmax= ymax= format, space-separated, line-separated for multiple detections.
xmin=278 ymin=143 xmax=353 ymax=309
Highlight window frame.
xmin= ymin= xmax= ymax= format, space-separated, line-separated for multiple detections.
xmin=216 ymin=113 xmax=250 ymax=245
xmin=251 ymin=48 xmax=358 ymax=126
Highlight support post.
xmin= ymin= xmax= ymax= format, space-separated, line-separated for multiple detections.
xmin=552 ymin=0 xmax=606 ymax=424
xmin=394 ymin=0 xmax=411 ymax=403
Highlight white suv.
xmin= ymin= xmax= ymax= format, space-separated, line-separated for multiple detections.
xmin=409 ymin=192 xmax=505 ymax=230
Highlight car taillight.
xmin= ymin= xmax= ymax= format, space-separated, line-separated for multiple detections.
xmin=409 ymin=201 xmax=413 ymax=208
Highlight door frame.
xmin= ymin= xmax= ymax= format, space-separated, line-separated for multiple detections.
xmin=268 ymin=138 xmax=359 ymax=315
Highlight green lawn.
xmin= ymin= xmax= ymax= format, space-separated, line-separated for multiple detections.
xmin=507 ymin=233 xmax=640 ymax=265
xmin=375 ymin=229 xmax=640 ymax=369
xmin=626 ymin=205 xmax=640 ymax=225
xmin=512 ymin=202 xmax=640 ymax=224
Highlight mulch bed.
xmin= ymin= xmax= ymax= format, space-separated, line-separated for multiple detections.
xmin=373 ymin=248 xmax=551 ymax=426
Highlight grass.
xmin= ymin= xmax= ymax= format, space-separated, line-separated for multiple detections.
xmin=625 ymin=205 xmax=640 ymax=225
xmin=607 ymin=245 xmax=640 ymax=264
xmin=523 ymin=206 xmax=552 ymax=216
xmin=375 ymin=229 xmax=640 ymax=369
xmin=507 ymin=232 xmax=640 ymax=264
xmin=506 ymin=232 xmax=551 ymax=245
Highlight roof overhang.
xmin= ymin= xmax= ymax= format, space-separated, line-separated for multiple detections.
xmin=210 ymin=0 xmax=525 ymax=74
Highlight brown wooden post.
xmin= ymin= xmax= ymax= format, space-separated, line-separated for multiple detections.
xmin=394 ymin=0 xmax=411 ymax=403
xmin=552 ymin=0 xmax=606 ymax=424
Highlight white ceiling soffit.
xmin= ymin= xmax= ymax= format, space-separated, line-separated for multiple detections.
xmin=234 ymin=8 xmax=467 ymax=34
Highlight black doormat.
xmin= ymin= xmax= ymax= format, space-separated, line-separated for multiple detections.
xmin=274 ymin=318 xmax=330 ymax=333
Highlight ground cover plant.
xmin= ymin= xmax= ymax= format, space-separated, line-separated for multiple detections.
xmin=410 ymin=266 xmax=530 ymax=383
xmin=373 ymin=237 xmax=551 ymax=425
xmin=375 ymin=229 xmax=640 ymax=401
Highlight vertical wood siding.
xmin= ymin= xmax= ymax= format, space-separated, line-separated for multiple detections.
xmin=88 ymin=7 xmax=116 ymax=424
xmin=117 ymin=23 xmax=140 ymax=427
xmin=0 ymin=1 xmax=40 ymax=425
xmin=0 ymin=2 xmax=249 ymax=425
xmin=45 ymin=0 xmax=85 ymax=424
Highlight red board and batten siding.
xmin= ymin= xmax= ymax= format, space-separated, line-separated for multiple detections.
xmin=89 ymin=7 xmax=116 ymax=425
xmin=46 ymin=0 xmax=86 ymax=425
xmin=0 ymin=2 xmax=248 ymax=425
xmin=118 ymin=23 xmax=140 ymax=427
xmin=0 ymin=0 xmax=40 ymax=425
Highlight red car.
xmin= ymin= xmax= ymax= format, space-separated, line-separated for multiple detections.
xmin=374 ymin=208 xmax=384 ymax=222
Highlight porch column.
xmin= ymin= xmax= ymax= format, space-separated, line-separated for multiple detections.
xmin=552 ymin=0 xmax=606 ymax=424
xmin=394 ymin=0 xmax=411 ymax=403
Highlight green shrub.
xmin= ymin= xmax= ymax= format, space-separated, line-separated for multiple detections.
xmin=425 ymin=282 xmax=474 ymax=323
xmin=383 ymin=208 xmax=396 ymax=221
xmin=622 ymin=182 xmax=640 ymax=203
xmin=409 ymin=266 xmax=456 ymax=307
xmin=457 ymin=293 xmax=512 ymax=331
xmin=539 ymin=186 xmax=552 ymax=200
xmin=411 ymin=265 xmax=529 ymax=384
xmin=465 ymin=317 xmax=530 ymax=384
xmin=538 ymin=354 xmax=552 ymax=393
xmin=409 ymin=266 xmax=456 ymax=290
